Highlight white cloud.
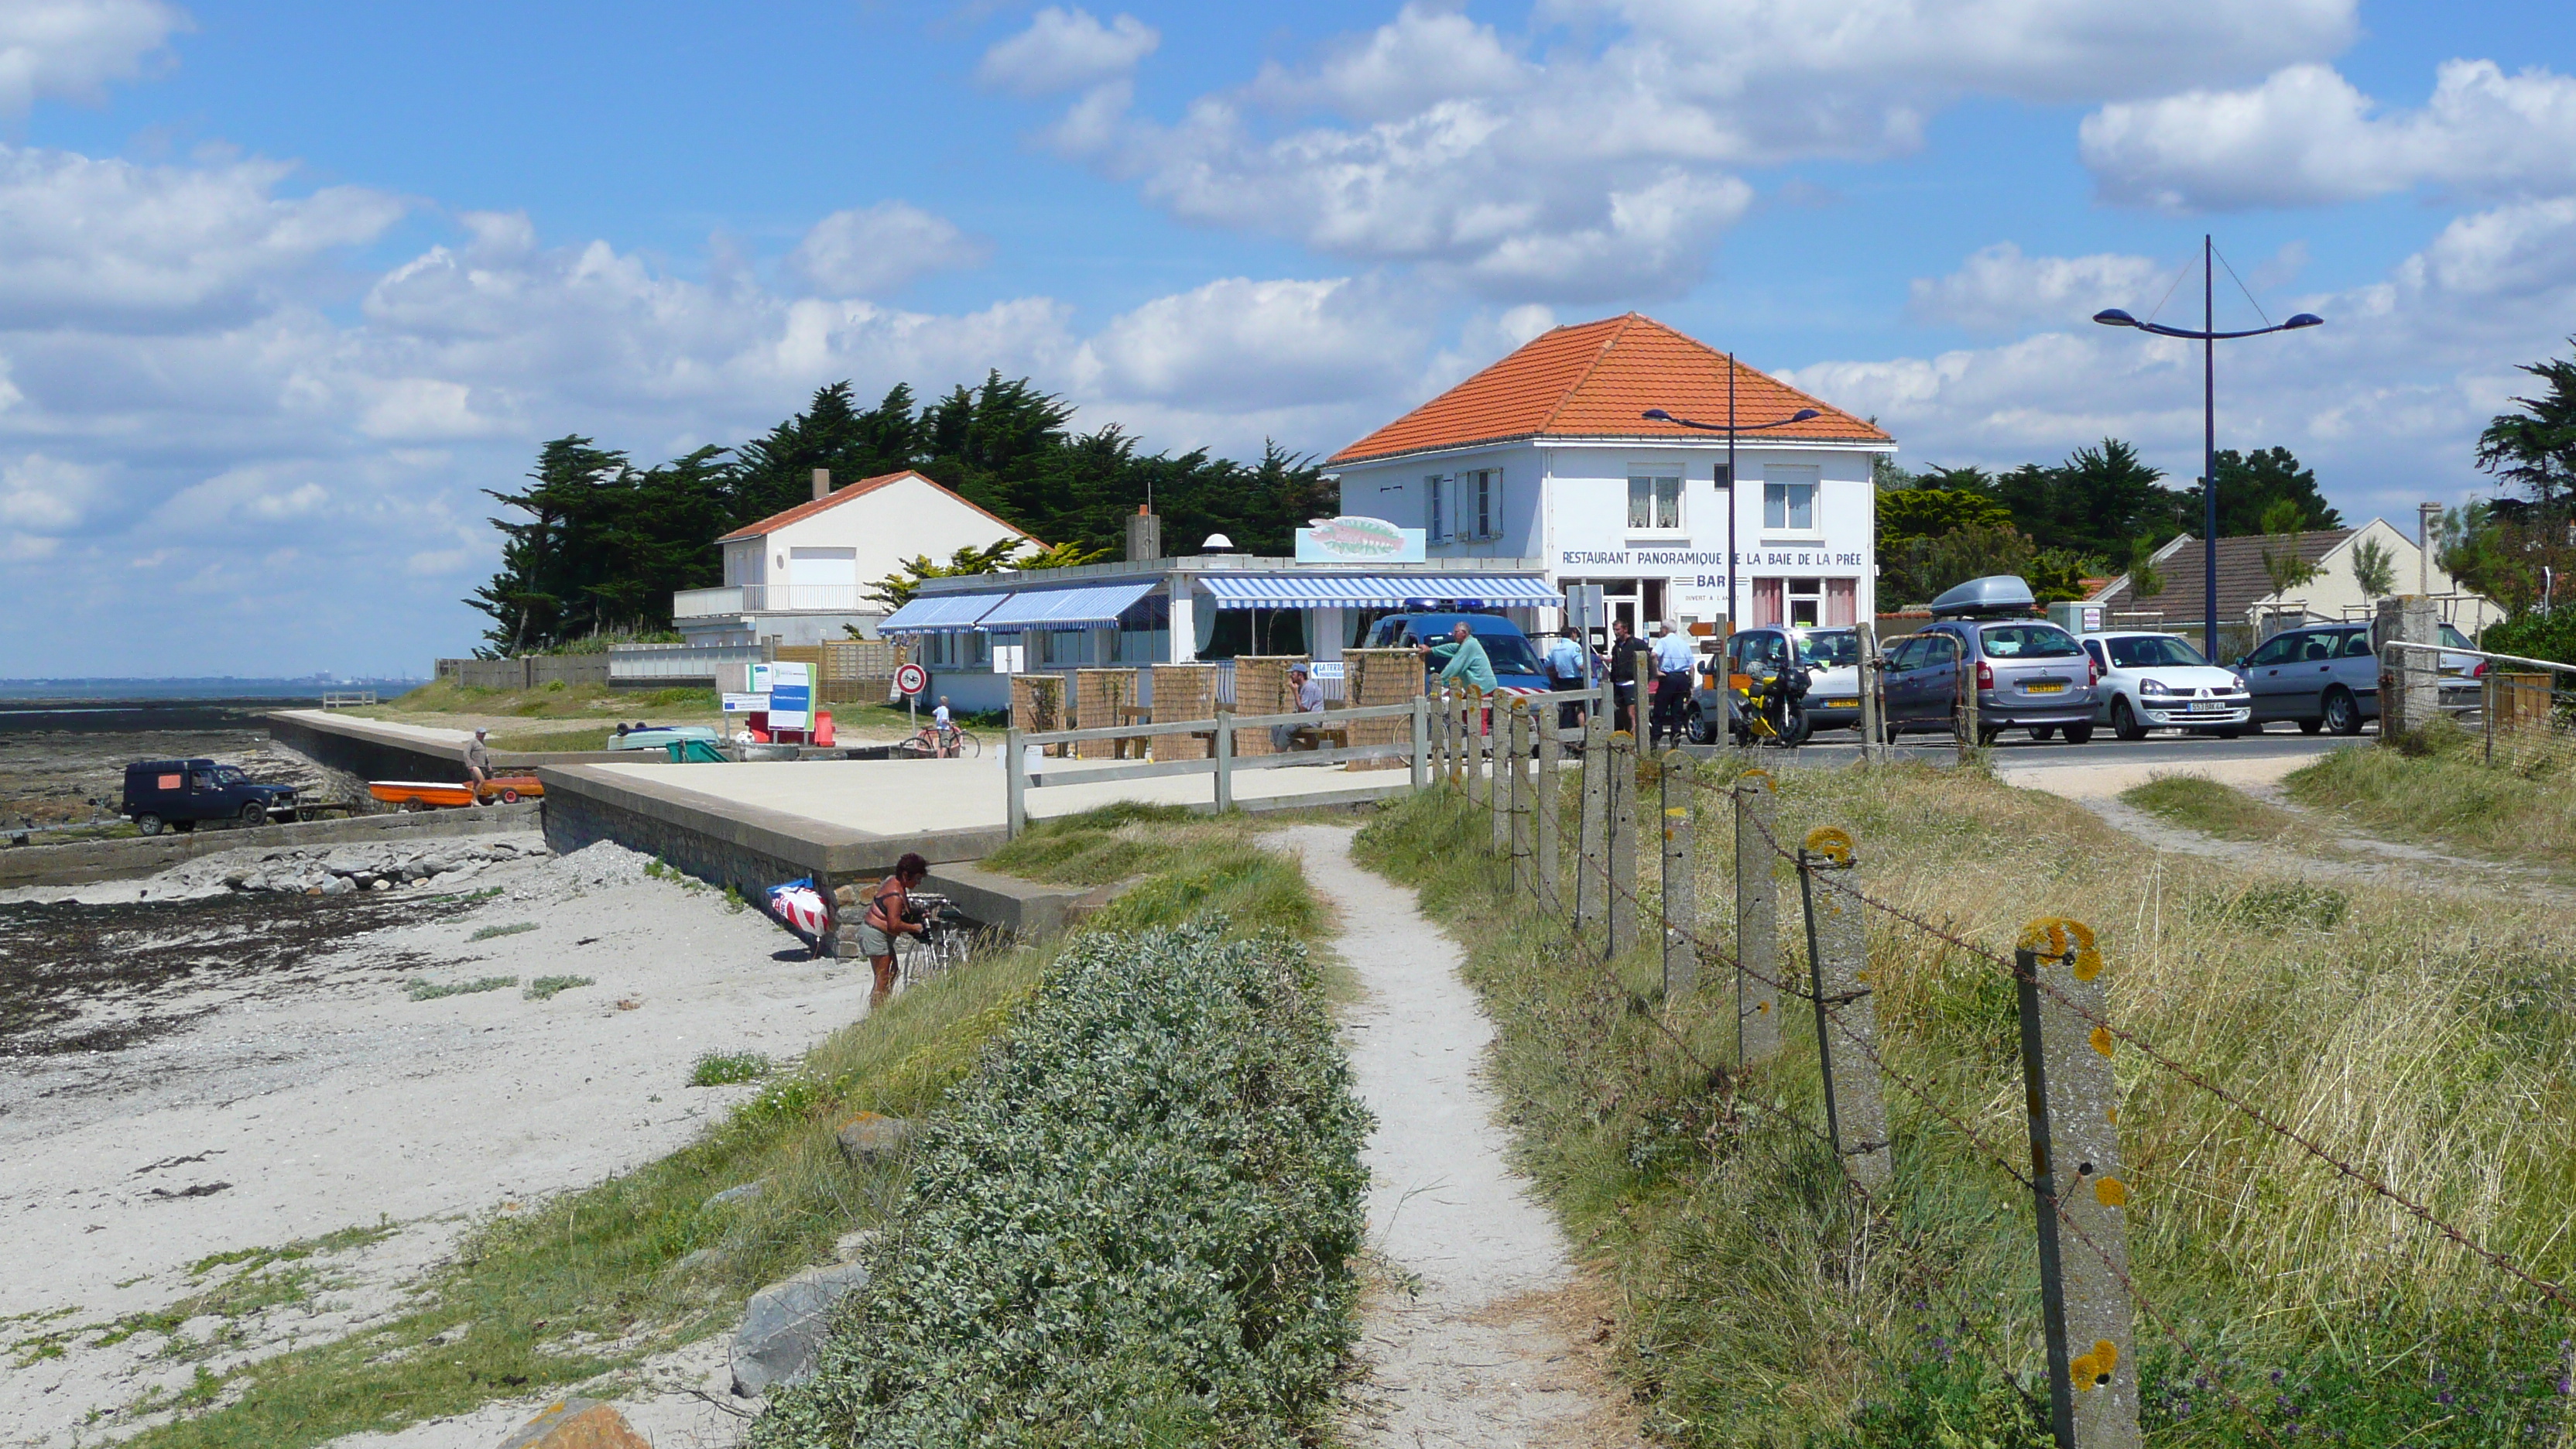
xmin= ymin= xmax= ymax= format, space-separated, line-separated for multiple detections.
xmin=788 ymin=202 xmax=988 ymax=297
xmin=0 ymin=453 xmax=104 ymax=532
xmin=976 ymin=7 xmax=1158 ymax=98
xmin=1790 ymin=206 xmax=2576 ymax=525
xmin=0 ymin=142 xmax=405 ymax=331
xmin=1074 ymin=276 xmax=1428 ymax=411
xmin=1907 ymin=243 xmax=2169 ymax=331
xmin=0 ymin=0 xmax=187 ymax=114
xmin=2082 ymin=60 xmax=2576 ymax=211
xmin=1037 ymin=0 xmax=2355 ymax=302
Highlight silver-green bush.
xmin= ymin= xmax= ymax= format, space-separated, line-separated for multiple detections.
xmin=751 ymin=921 xmax=1371 ymax=1447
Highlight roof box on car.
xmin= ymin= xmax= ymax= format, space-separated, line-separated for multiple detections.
xmin=1927 ymin=575 xmax=2038 ymax=619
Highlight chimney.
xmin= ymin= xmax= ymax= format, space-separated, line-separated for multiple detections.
xmin=812 ymin=468 xmax=832 ymax=502
xmin=1125 ymin=503 xmax=1162 ymax=562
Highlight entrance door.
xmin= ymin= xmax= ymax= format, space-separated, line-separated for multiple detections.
xmin=787 ymin=547 xmax=858 ymax=610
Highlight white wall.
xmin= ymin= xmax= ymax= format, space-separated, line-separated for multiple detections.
xmin=752 ymin=474 xmax=1032 ymax=594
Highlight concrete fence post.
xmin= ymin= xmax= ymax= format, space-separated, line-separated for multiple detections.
xmin=1855 ymin=620 xmax=1884 ymax=764
xmin=1607 ymin=731 xmax=1639 ymax=957
xmin=1492 ymin=700 xmax=1512 ymax=856
xmin=1005 ymin=727 xmax=1027 ymax=839
xmin=1535 ymin=704 xmax=1562 ymax=913
xmin=1451 ymin=690 xmax=1471 ymax=788
xmin=1955 ymin=649 xmax=1980 ymax=763
xmin=1213 ymin=711 xmax=1235 ymax=813
xmin=1660 ymin=750 xmax=1696 ymax=998
xmin=1577 ymin=710 xmax=1609 ymax=940
xmin=1432 ymin=688 xmax=1453 ymax=785
xmin=1465 ymin=693 xmax=1488 ymax=810
xmin=1509 ymin=701 xmax=1535 ymax=893
xmin=2375 ymin=595 xmax=2440 ymax=742
xmin=1735 ymin=769 xmax=1782 ymax=1065
xmin=1410 ymin=694 xmax=1430 ymax=790
xmin=1797 ymin=827 xmax=1891 ymax=1190
xmin=2016 ymin=919 xmax=2140 ymax=1449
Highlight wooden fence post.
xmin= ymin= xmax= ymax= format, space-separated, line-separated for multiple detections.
xmin=1491 ymin=697 xmax=1511 ymax=855
xmin=1509 ymin=701 xmax=1534 ymax=893
xmin=1535 ymin=704 xmax=1562 ymax=913
xmin=2016 ymin=919 xmax=2140 ymax=1449
xmin=1430 ymin=687 xmax=1451 ymax=783
xmin=1607 ymin=731 xmax=1639 ymax=956
xmin=1410 ymin=694 xmax=1430 ymax=790
xmin=1213 ymin=711 xmax=1235 ymax=812
xmin=1660 ymin=750 xmax=1696 ymax=997
xmin=1005 ymin=727 xmax=1027 ymax=838
xmin=1465 ymin=692 xmax=1487 ymax=810
xmin=1797 ymin=827 xmax=1890 ymax=1190
xmin=1577 ymin=710 xmax=1609 ymax=940
xmin=1735 ymin=769 xmax=1781 ymax=1064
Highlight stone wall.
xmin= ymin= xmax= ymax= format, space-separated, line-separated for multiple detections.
xmin=1150 ymin=665 xmax=1218 ymax=761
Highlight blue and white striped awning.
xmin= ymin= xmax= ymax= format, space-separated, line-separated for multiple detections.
xmin=975 ymin=581 xmax=1157 ymax=629
xmin=878 ymin=591 xmax=1003 ymax=633
xmin=1199 ymin=574 xmax=1561 ymax=609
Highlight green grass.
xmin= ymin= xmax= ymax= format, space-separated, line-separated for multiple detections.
xmin=405 ymin=975 xmax=518 ymax=1001
xmin=484 ymin=725 xmax=621 ymax=753
xmin=2118 ymin=774 xmax=2303 ymax=841
xmin=524 ymin=975 xmax=594 ymax=1001
xmin=1355 ymin=769 xmax=2576 ymax=1447
xmin=466 ymin=921 xmax=537 ymax=942
xmin=2287 ymin=724 xmax=2576 ymax=866
xmin=688 ymin=1050 xmax=773 ymax=1088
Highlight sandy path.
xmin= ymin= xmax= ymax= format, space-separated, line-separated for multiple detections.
xmin=1 ymin=838 xmax=868 ymax=1449
xmin=1269 ymin=824 xmax=1639 ymax=1449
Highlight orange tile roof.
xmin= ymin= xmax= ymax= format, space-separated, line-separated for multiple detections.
xmin=717 ymin=470 xmax=1040 ymax=545
xmin=1329 ymin=313 xmax=1890 ymax=465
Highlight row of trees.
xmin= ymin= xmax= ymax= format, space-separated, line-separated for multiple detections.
xmin=471 ymin=376 xmax=1336 ymax=655
xmin=1872 ymin=439 xmax=2343 ymax=606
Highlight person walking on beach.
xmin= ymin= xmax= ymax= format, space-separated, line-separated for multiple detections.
xmin=858 ymin=852 xmax=930 ymax=1009
xmin=464 ymin=728 xmax=492 ymax=806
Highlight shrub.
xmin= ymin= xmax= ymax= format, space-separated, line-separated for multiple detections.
xmin=524 ymin=975 xmax=594 ymax=1001
xmin=690 ymin=1051 xmax=772 ymax=1087
xmin=406 ymin=975 xmax=517 ymax=1001
xmin=468 ymin=921 xmax=538 ymax=942
xmin=752 ymin=923 xmax=1370 ymax=1448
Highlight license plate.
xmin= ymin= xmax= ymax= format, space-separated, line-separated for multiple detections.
xmin=2025 ymin=681 xmax=2066 ymax=694
xmin=1823 ymin=698 xmax=1856 ymax=709
xmin=2186 ymin=702 xmax=2224 ymax=713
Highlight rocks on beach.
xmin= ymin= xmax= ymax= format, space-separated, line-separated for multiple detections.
xmin=152 ymin=833 xmax=553 ymax=897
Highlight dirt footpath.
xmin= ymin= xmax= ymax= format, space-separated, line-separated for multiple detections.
xmin=1271 ymin=825 xmax=1641 ymax=1449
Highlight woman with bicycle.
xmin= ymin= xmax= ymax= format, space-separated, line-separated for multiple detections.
xmin=856 ymin=851 xmax=930 ymax=1010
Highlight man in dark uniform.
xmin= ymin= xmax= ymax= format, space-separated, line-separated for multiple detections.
xmin=1606 ymin=618 xmax=1653 ymax=737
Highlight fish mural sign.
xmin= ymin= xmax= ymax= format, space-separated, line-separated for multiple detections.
xmin=1294 ymin=516 xmax=1427 ymax=564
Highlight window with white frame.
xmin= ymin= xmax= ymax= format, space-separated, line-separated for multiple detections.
xmin=1628 ymin=474 xmax=1681 ymax=531
xmin=1762 ymin=464 xmax=1820 ymax=533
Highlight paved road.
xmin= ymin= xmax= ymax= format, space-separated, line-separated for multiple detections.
xmin=1673 ymin=724 xmax=2356 ymax=775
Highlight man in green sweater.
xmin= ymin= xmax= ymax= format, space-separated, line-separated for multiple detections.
xmin=1416 ymin=621 xmax=1496 ymax=694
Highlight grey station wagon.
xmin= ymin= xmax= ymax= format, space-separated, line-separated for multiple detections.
xmin=2235 ymin=624 xmax=2379 ymax=735
xmin=1882 ymin=619 xmax=2101 ymax=743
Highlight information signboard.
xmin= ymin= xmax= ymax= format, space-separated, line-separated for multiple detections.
xmin=767 ymin=661 xmax=812 ymax=730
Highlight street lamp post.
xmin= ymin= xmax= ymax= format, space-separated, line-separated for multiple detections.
xmin=2094 ymin=234 xmax=2321 ymax=662
xmin=1643 ymin=362 xmax=1819 ymax=631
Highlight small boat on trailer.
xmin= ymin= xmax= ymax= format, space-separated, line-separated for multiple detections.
xmin=368 ymin=776 xmax=544 ymax=810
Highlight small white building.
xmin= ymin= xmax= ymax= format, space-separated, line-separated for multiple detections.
xmin=2088 ymin=518 xmax=2502 ymax=641
xmin=672 ymin=470 xmax=1038 ymax=646
xmin=1327 ymin=313 xmax=1895 ymax=635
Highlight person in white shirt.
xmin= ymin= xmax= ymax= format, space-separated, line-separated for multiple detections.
xmin=1649 ymin=622 xmax=1697 ymax=748
xmin=931 ymin=696 xmax=957 ymax=758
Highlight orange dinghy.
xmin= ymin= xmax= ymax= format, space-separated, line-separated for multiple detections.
xmin=368 ymin=776 xmax=543 ymax=810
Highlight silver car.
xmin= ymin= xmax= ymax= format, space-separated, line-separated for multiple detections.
xmin=2234 ymin=624 xmax=2378 ymax=735
xmin=2080 ymin=632 xmax=2252 ymax=739
xmin=1882 ymin=619 xmax=2099 ymax=743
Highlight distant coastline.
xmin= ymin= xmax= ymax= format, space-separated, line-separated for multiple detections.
xmin=0 ymin=677 xmax=423 ymax=702
xmin=0 ymin=680 xmax=424 ymax=735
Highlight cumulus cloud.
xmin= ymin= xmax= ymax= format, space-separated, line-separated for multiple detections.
xmin=1907 ymin=243 xmax=2170 ymax=331
xmin=788 ymin=202 xmax=988 ymax=297
xmin=1032 ymin=0 xmax=2355 ymax=302
xmin=0 ymin=453 xmax=104 ymax=532
xmin=2082 ymin=59 xmax=2576 ymax=211
xmin=0 ymin=142 xmax=406 ymax=331
xmin=1074 ymin=276 xmax=1430 ymax=411
xmin=0 ymin=0 xmax=187 ymax=114
xmin=976 ymin=7 xmax=1158 ymax=97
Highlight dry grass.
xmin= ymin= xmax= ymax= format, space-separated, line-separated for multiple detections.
xmin=2118 ymin=774 xmax=2304 ymax=841
xmin=1358 ymin=762 xmax=2576 ymax=1446
xmin=2290 ymin=721 xmax=2576 ymax=867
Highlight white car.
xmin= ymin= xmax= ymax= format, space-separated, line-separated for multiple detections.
xmin=2078 ymin=631 xmax=2252 ymax=740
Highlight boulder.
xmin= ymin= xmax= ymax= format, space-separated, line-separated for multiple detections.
xmin=730 ymin=1261 xmax=871 ymax=1397
xmin=834 ymin=1113 xmax=914 ymax=1165
xmin=495 ymin=1397 xmax=650 ymax=1449
xmin=320 ymin=876 xmax=356 ymax=897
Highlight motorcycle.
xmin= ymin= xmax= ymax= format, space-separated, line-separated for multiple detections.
xmin=1728 ymin=659 xmax=1813 ymax=748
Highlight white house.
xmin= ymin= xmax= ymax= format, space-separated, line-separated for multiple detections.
xmin=672 ymin=469 xmax=1038 ymax=646
xmin=1327 ymin=313 xmax=1896 ymax=635
xmin=2088 ymin=517 xmax=2502 ymax=642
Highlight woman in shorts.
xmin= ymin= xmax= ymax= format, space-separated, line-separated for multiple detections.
xmin=858 ymin=852 xmax=930 ymax=1009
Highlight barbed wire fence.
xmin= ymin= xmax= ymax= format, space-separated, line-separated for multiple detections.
xmin=1410 ymin=687 xmax=2574 ymax=1447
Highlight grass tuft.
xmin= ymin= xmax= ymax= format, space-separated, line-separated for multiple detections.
xmin=466 ymin=921 xmax=537 ymax=942
xmin=405 ymin=975 xmax=517 ymax=1002
xmin=2288 ymin=729 xmax=2576 ymax=867
xmin=523 ymin=975 xmax=594 ymax=1001
xmin=2119 ymin=774 xmax=2301 ymax=841
xmin=688 ymin=1051 xmax=772 ymax=1088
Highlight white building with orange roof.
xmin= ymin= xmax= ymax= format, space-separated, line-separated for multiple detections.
xmin=1328 ymin=313 xmax=1895 ymax=635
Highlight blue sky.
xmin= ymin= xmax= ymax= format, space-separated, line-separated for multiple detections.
xmin=6 ymin=0 xmax=2576 ymax=675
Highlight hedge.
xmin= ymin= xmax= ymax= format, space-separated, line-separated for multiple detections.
xmin=750 ymin=922 xmax=1372 ymax=1447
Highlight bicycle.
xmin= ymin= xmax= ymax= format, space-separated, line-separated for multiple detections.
xmin=899 ymin=893 xmax=971 ymax=980
xmin=894 ymin=723 xmax=982 ymax=759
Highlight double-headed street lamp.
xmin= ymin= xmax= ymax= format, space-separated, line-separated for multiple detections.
xmin=2094 ymin=234 xmax=2322 ymax=662
xmin=1642 ymin=358 xmax=1819 ymax=630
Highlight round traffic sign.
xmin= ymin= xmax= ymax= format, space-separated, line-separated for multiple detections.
xmin=894 ymin=662 xmax=929 ymax=696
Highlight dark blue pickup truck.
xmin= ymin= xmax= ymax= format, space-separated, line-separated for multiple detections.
xmin=122 ymin=759 xmax=299 ymax=834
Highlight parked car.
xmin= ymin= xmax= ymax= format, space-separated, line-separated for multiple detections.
xmin=1361 ymin=611 xmax=1552 ymax=692
xmin=122 ymin=759 xmax=299 ymax=835
xmin=2232 ymin=623 xmax=2380 ymax=735
xmin=1880 ymin=577 xmax=2099 ymax=743
xmin=1689 ymin=626 xmax=1864 ymax=745
xmin=2078 ymin=632 xmax=2251 ymax=740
